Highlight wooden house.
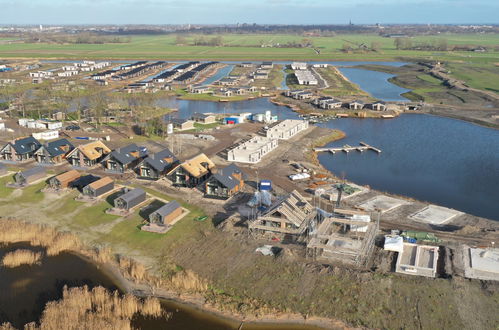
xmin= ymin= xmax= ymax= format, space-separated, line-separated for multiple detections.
xmin=170 ymin=118 xmax=195 ymax=131
xmin=312 ymin=96 xmax=332 ymax=106
xmin=204 ymin=164 xmax=246 ymax=199
xmin=82 ymin=176 xmax=114 ymax=197
xmin=167 ymin=153 xmax=215 ymax=188
xmin=34 ymin=138 xmax=74 ymax=164
xmin=136 ymin=148 xmax=178 ymax=180
xmin=14 ymin=166 xmax=46 ymax=186
xmin=114 ymin=188 xmax=146 ymax=210
xmin=148 ymin=201 xmax=183 ymax=226
xmin=0 ymin=136 xmax=41 ymax=162
xmin=249 ymin=190 xmax=317 ymax=236
xmin=320 ymin=99 xmax=343 ymax=109
xmin=191 ymin=112 xmax=216 ymax=124
xmin=189 ymin=85 xmax=211 ymax=94
xmin=66 ymin=141 xmax=111 ymax=168
xmin=371 ymin=101 xmax=387 ymax=111
xmin=349 ymin=100 xmax=365 ymax=110
xmin=72 ymin=174 xmax=100 ymax=191
xmin=102 ymin=143 xmax=148 ymax=173
xmin=48 ymin=170 xmax=80 ymax=190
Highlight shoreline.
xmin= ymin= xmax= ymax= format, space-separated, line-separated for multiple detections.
xmin=70 ymin=250 xmax=345 ymax=330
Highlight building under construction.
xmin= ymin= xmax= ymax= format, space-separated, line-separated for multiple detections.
xmin=306 ymin=208 xmax=378 ymax=268
xmin=248 ymin=190 xmax=317 ymax=238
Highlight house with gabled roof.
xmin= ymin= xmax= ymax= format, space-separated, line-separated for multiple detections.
xmin=66 ymin=140 xmax=111 ymax=168
xmin=370 ymin=101 xmax=387 ymax=111
xmin=0 ymin=136 xmax=41 ymax=162
xmin=249 ymin=190 xmax=317 ymax=236
xmin=136 ymin=148 xmax=178 ymax=180
xmin=48 ymin=170 xmax=80 ymax=190
xmin=204 ymin=164 xmax=247 ymax=199
xmin=167 ymin=153 xmax=215 ymax=188
xmin=148 ymin=200 xmax=183 ymax=226
xmin=349 ymin=100 xmax=365 ymax=110
xmin=320 ymin=98 xmax=343 ymax=109
xmin=170 ymin=118 xmax=195 ymax=131
xmin=191 ymin=112 xmax=216 ymax=124
xmin=82 ymin=176 xmax=114 ymax=197
xmin=34 ymin=138 xmax=74 ymax=164
xmin=102 ymin=143 xmax=148 ymax=173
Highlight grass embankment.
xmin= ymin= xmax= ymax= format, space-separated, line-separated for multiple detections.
xmin=1 ymin=249 xmax=42 ymax=268
xmin=306 ymin=130 xmax=346 ymax=165
xmin=317 ymin=67 xmax=371 ymax=99
xmin=178 ymin=92 xmax=257 ymax=102
xmin=253 ymin=64 xmax=285 ymax=90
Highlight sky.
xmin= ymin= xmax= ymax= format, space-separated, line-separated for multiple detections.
xmin=0 ymin=0 xmax=498 ymax=25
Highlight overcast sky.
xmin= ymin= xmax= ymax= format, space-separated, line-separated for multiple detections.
xmin=1 ymin=0 xmax=498 ymax=25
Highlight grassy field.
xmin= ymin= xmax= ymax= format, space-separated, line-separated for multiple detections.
xmin=317 ymin=67 xmax=371 ymax=99
xmin=0 ymin=171 xmax=498 ymax=328
xmin=0 ymin=180 xmax=209 ymax=261
xmin=1 ymin=33 xmax=497 ymax=93
xmin=0 ymin=33 xmax=497 ymax=62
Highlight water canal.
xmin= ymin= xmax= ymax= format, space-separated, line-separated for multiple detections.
xmin=0 ymin=243 xmax=324 ymax=330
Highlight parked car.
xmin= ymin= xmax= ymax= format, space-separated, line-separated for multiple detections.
xmin=65 ymin=125 xmax=81 ymax=131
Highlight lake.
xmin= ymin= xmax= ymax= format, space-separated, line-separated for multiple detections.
xmin=337 ymin=67 xmax=410 ymax=101
xmin=0 ymin=243 xmax=323 ymax=330
xmin=154 ymin=95 xmax=499 ymax=220
xmin=156 ymin=96 xmax=300 ymax=120
xmin=317 ymin=114 xmax=499 ymax=220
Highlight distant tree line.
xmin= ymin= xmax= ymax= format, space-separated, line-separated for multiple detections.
xmin=24 ymin=33 xmax=131 ymax=44
xmin=394 ymin=37 xmax=448 ymax=51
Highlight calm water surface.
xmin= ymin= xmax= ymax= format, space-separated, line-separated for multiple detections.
xmin=318 ymin=114 xmax=499 ymax=220
xmin=337 ymin=67 xmax=410 ymax=101
xmin=157 ymin=96 xmax=300 ymax=120
xmin=0 ymin=244 xmax=323 ymax=330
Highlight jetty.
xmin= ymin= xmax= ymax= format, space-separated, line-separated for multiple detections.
xmin=314 ymin=141 xmax=382 ymax=154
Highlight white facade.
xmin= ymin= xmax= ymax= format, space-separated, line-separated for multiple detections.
xmin=266 ymin=119 xmax=309 ymax=140
xmin=29 ymin=71 xmax=53 ymax=78
xmin=227 ymin=136 xmax=278 ymax=164
xmin=58 ymin=70 xmax=79 ymax=77
xmin=19 ymin=119 xmax=62 ymax=130
xmin=291 ymin=62 xmax=307 ymax=70
xmin=32 ymin=130 xmax=59 ymax=140
xmin=294 ymin=70 xmax=318 ymax=85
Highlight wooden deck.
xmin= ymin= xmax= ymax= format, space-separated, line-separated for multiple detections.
xmin=314 ymin=141 xmax=381 ymax=154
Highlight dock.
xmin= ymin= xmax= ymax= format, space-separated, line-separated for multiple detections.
xmin=314 ymin=141 xmax=381 ymax=154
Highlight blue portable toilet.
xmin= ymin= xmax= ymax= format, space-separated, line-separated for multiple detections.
xmin=259 ymin=180 xmax=272 ymax=191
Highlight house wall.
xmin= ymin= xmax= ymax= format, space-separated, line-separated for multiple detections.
xmin=163 ymin=207 xmax=183 ymax=224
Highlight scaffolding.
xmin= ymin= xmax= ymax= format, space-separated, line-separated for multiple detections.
xmin=306 ymin=210 xmax=379 ymax=268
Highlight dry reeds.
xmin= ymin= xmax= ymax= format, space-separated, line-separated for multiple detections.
xmin=0 ymin=219 xmax=80 ymax=256
xmin=170 ymin=269 xmax=208 ymax=292
xmin=1 ymin=249 xmax=42 ymax=268
xmin=20 ymin=286 xmax=164 ymax=330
